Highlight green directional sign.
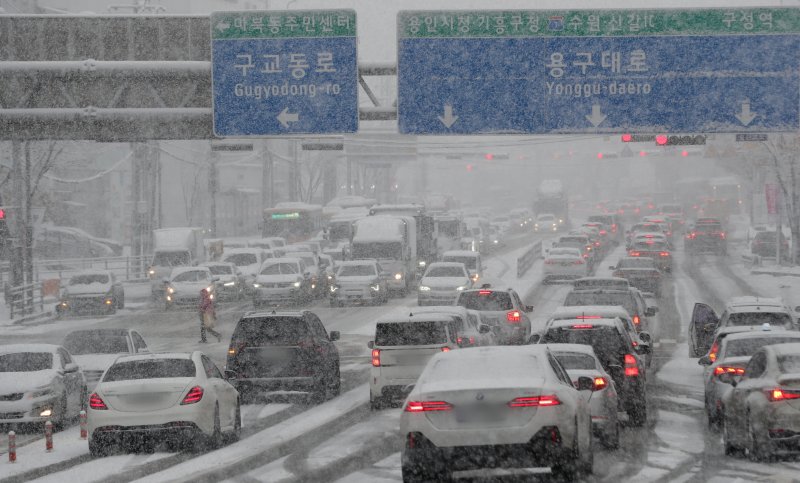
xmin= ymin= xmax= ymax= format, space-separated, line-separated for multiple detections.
xmin=398 ymin=7 xmax=800 ymax=38
xmin=212 ymin=10 xmax=356 ymax=39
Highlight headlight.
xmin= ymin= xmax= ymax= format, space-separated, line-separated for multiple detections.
xmin=534 ymin=224 xmax=539 ymax=228
xmin=419 ymin=285 xmax=431 ymax=292
xmin=223 ymin=281 xmax=235 ymax=287
xmin=418 ymin=261 xmax=426 ymax=267
xmin=252 ymin=283 xmax=261 ymax=288
xmin=330 ymin=285 xmax=339 ymax=293
xmin=293 ymin=281 xmax=301 ymax=287
xmin=206 ymin=286 xmax=214 ymax=293
xmin=456 ymin=285 xmax=467 ymax=291
xmin=370 ymin=284 xmax=381 ymax=291
xmin=105 ymin=299 xmax=113 ymax=305
xmin=167 ymin=287 xmax=175 ymax=294
xmin=471 ymin=274 xmax=479 ymax=282
xmin=148 ymin=269 xmax=155 ymax=276
xmin=39 ymin=408 xmax=53 ymax=417
xmin=29 ymin=386 xmax=54 ymax=399
xmin=493 ymin=239 xmax=499 ymax=244
xmin=394 ymin=273 xmax=403 ymax=280
xmin=166 ymin=295 xmax=172 ymax=301
xmin=327 ymin=274 xmax=333 ymax=281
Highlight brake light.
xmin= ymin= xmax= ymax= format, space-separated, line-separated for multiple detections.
xmin=441 ymin=346 xmax=451 ymax=352
xmin=594 ymin=377 xmax=608 ymax=390
xmin=507 ymin=311 xmax=521 ymax=323
xmin=767 ymin=389 xmax=800 ymax=402
xmin=479 ymin=290 xmax=492 ymax=295
xmin=572 ymin=324 xmax=594 ymax=329
xmin=181 ymin=386 xmax=204 ymax=405
xmin=576 ymin=315 xmax=601 ymax=319
xmin=583 ymin=253 xmax=590 ymax=259
xmin=405 ymin=400 xmax=453 ymax=412
xmin=633 ymin=315 xmax=641 ymax=325
xmin=89 ymin=393 xmax=108 ymax=410
xmin=713 ymin=366 xmax=745 ymax=377
xmin=629 ymin=251 xmax=640 ymax=256
xmin=509 ymin=395 xmax=561 ymax=407
xmin=709 ymin=341 xmax=719 ymax=362
xmin=720 ymin=232 xmax=726 ymax=239
xmin=595 ymin=241 xmax=601 ymax=247
xmin=371 ymin=349 xmax=381 ymax=367
xmin=599 ymin=230 xmax=607 ymax=235
xmin=574 ymin=259 xmax=585 ymax=265
xmin=544 ymin=259 xmax=556 ymax=264
xmin=612 ymin=224 xmax=617 ymax=232
xmin=660 ymin=252 xmax=670 ymax=257
xmin=624 ymin=354 xmax=639 ymax=377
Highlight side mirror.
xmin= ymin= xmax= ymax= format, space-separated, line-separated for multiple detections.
xmin=638 ymin=331 xmax=652 ymax=344
xmin=478 ymin=324 xmax=492 ymax=334
xmin=64 ymin=363 xmax=79 ymax=374
xmin=698 ymin=355 xmax=712 ymax=366
xmin=329 ymin=331 xmax=340 ymax=342
xmin=367 ymin=340 xmax=374 ymax=349
xmin=575 ymin=376 xmax=595 ymax=391
xmin=636 ymin=344 xmax=652 ymax=355
xmin=645 ymin=307 xmax=657 ymax=317
xmin=527 ymin=334 xmax=541 ymax=345
xmin=525 ymin=305 xmax=534 ymax=312
xmin=608 ymin=364 xmax=624 ymax=381
xmin=224 ymin=369 xmax=237 ymax=380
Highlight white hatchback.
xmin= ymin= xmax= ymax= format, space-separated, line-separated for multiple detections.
xmin=88 ymin=351 xmax=240 ymax=456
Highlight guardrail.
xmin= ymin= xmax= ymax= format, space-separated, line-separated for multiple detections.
xmin=0 ymin=255 xmax=151 ymax=284
xmin=517 ymin=240 xmax=543 ymax=278
xmin=5 ymin=281 xmax=45 ymax=320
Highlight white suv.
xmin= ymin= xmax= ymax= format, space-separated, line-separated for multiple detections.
xmin=368 ymin=314 xmax=460 ymax=409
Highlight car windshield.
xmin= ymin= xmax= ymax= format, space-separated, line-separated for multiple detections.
xmin=69 ymin=274 xmax=109 ymax=285
xmin=0 ymin=352 xmax=53 ymax=372
xmin=778 ymin=355 xmax=800 ymax=373
xmin=172 ymin=271 xmax=208 ymax=283
xmin=207 ymin=265 xmax=233 ymax=275
xmin=727 ymin=312 xmax=793 ymax=328
xmin=617 ymin=258 xmax=657 ymax=269
xmin=103 ymin=359 xmax=196 ymax=381
xmin=337 ymin=265 xmax=376 ymax=277
xmin=224 ymin=253 xmax=258 ymax=266
xmin=232 ymin=317 xmax=310 ymax=346
xmin=152 ymin=251 xmax=189 ymax=266
xmin=554 ymin=352 xmax=597 ymax=370
xmin=63 ymin=333 xmax=129 ymax=355
xmin=443 ymin=256 xmax=477 ymax=269
xmin=375 ymin=321 xmax=447 ymax=346
xmin=261 ymin=263 xmax=299 ymax=275
xmin=564 ymin=292 xmax=635 ymax=315
xmin=724 ymin=337 xmax=800 ymax=358
xmin=458 ymin=291 xmax=513 ymax=311
xmin=426 ymin=266 xmax=466 ymax=278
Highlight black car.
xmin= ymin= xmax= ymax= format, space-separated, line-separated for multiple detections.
xmin=225 ymin=311 xmax=340 ymax=403
xmin=685 ymin=218 xmax=727 ymax=255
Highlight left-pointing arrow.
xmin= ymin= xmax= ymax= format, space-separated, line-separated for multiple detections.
xmin=277 ymin=108 xmax=300 ymax=128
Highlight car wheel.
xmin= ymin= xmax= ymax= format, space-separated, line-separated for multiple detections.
xmin=602 ymin=419 xmax=620 ymax=450
xmin=327 ymin=365 xmax=341 ymax=399
xmin=747 ymin=412 xmax=771 ymax=461
xmin=550 ymin=434 xmax=579 ymax=481
xmin=370 ymin=395 xmax=383 ymax=411
xmin=628 ymin=398 xmax=647 ymax=427
xmin=402 ymin=449 xmax=449 ymax=482
xmin=53 ymin=393 xmax=69 ymax=430
xmin=117 ymin=295 xmax=125 ymax=309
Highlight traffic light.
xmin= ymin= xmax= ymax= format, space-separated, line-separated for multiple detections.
xmin=621 ymin=133 xmax=632 ymax=142
xmin=484 ymin=153 xmax=494 ymax=160
xmin=597 ymin=152 xmax=604 ymax=159
xmin=655 ymin=134 xmax=706 ymax=146
xmin=655 ymin=135 xmax=668 ymax=146
xmin=0 ymin=208 xmax=6 ymax=220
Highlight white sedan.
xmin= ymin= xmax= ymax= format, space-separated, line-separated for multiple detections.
xmin=543 ymin=247 xmax=589 ymax=283
xmin=400 ymin=346 xmax=593 ymax=481
xmin=88 ymin=351 xmax=240 ymax=456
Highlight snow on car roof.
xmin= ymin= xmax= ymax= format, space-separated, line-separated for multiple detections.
xmin=262 ymin=257 xmax=303 ymax=265
xmin=545 ymin=343 xmax=601 ymax=357
xmin=376 ymin=313 xmax=456 ymax=325
xmin=551 ymin=305 xmax=631 ymax=319
xmin=442 ymin=250 xmax=479 ymax=257
xmin=0 ymin=343 xmax=61 ymax=355
xmin=223 ymin=248 xmax=262 ymax=255
xmin=114 ymin=352 xmax=194 ymax=363
xmin=768 ymin=342 xmax=800 ymax=356
xmin=723 ymin=328 xmax=798 ymax=342
xmin=548 ymin=317 xmax=622 ymax=329
xmin=337 ymin=260 xmax=377 ymax=266
xmin=170 ymin=266 xmax=211 ymax=277
xmin=68 ymin=269 xmax=112 ymax=277
xmin=728 ymin=296 xmax=784 ymax=308
xmin=200 ymin=261 xmax=235 ymax=267
xmin=426 ymin=262 xmax=466 ymax=268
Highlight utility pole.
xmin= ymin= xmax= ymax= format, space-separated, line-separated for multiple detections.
xmin=130 ymin=143 xmax=145 ymax=270
xmin=23 ymin=142 xmax=32 ymax=291
xmin=208 ymin=147 xmax=219 ymax=237
xmin=288 ymin=140 xmax=298 ymax=201
xmin=10 ymin=141 xmax=23 ymax=289
xmin=262 ymin=141 xmax=274 ymax=209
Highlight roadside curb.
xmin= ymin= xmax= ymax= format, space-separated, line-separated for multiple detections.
xmin=11 ymin=310 xmax=55 ymax=326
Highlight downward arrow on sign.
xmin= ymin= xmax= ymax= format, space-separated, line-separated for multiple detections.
xmin=585 ymin=103 xmax=607 ymax=127
xmin=438 ymin=104 xmax=458 ymax=128
xmin=735 ymin=99 xmax=757 ymax=126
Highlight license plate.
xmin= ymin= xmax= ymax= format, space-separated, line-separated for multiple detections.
xmin=454 ymin=406 xmax=505 ymax=423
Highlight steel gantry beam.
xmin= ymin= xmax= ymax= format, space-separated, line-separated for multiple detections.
xmin=0 ymin=15 xmax=397 ymax=141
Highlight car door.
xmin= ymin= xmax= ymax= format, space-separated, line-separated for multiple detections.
xmin=58 ymin=348 xmax=81 ymax=413
xmin=202 ymin=355 xmax=237 ymax=430
xmin=548 ymin=353 xmax=591 ymax=452
xmin=307 ymin=313 xmax=337 ymax=362
xmin=690 ymin=303 xmax=719 ymax=356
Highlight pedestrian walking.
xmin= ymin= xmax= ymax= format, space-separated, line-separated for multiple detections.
xmin=199 ymin=288 xmax=221 ymax=343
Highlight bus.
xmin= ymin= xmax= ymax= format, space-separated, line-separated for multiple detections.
xmin=262 ymin=203 xmax=324 ymax=244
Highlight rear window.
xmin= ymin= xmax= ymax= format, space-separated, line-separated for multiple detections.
xmin=261 ymin=263 xmax=299 ymax=275
xmin=778 ymin=355 xmax=800 ymax=373
xmin=549 ymin=248 xmax=580 ymax=257
xmin=224 ymin=253 xmax=258 ymax=266
xmin=554 ymin=352 xmax=596 ymax=370
xmin=588 ymin=216 xmax=611 ymax=224
xmin=633 ymin=241 xmax=668 ymax=251
xmin=442 ymin=256 xmax=477 ymax=270
xmin=63 ymin=334 xmax=128 ymax=355
xmin=564 ymin=291 xmax=635 ymax=315
xmin=172 ymin=270 xmax=208 ymax=283
xmin=727 ymin=312 xmax=793 ymax=329
xmin=103 ymin=359 xmax=196 ymax=381
xmin=724 ymin=337 xmax=800 ymax=358
xmin=458 ymin=291 xmax=513 ymax=311
xmin=232 ymin=317 xmax=310 ymax=346
xmin=695 ymin=223 xmax=722 ymax=233
xmin=375 ymin=321 xmax=447 ymax=346
xmin=69 ymin=274 xmax=109 ymax=285
xmin=541 ymin=327 xmax=627 ymax=366
xmin=0 ymin=352 xmax=53 ymax=372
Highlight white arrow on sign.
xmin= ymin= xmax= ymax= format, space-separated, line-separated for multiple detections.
xmin=735 ymin=99 xmax=758 ymax=126
xmin=214 ymin=21 xmax=231 ymax=32
xmin=277 ymin=107 xmax=299 ymax=128
xmin=437 ymin=104 xmax=459 ymax=128
xmin=585 ymin=103 xmax=607 ymax=127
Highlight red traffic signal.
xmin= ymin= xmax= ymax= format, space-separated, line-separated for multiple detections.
xmin=597 ymin=152 xmax=604 ymax=159
xmin=0 ymin=208 xmax=6 ymax=220
xmin=484 ymin=153 xmax=494 ymax=161
xmin=621 ymin=133 xmax=632 ymax=142
xmin=655 ymin=135 xmax=668 ymax=145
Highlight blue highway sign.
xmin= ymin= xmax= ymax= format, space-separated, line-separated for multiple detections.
xmin=212 ymin=10 xmax=358 ymax=136
xmin=397 ymin=9 xmax=800 ymax=135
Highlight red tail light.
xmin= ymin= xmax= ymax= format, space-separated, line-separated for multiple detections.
xmin=720 ymin=232 xmax=726 ymax=239
xmin=767 ymin=389 xmax=800 ymax=402
xmin=709 ymin=341 xmax=719 ymax=362
xmin=583 ymin=253 xmax=590 ymax=259
xmin=181 ymin=386 xmax=204 ymax=405
xmin=633 ymin=315 xmax=641 ymax=325
xmin=441 ymin=346 xmax=451 ymax=352
xmin=509 ymin=395 xmax=561 ymax=407
xmin=595 ymin=241 xmax=601 ymax=247
xmin=405 ymin=400 xmax=453 ymax=412
xmin=599 ymin=230 xmax=607 ymax=235
xmin=629 ymin=251 xmax=641 ymax=256
xmin=89 ymin=393 xmax=108 ymax=410
xmin=572 ymin=324 xmax=594 ymax=329
xmin=371 ymin=349 xmax=381 ymax=367
xmin=660 ymin=252 xmax=670 ymax=257
xmin=713 ymin=366 xmax=745 ymax=377
xmin=507 ymin=311 xmax=521 ymax=323
xmin=574 ymin=259 xmax=585 ymax=265
xmin=593 ymin=377 xmax=608 ymax=390
xmin=611 ymin=224 xmax=617 ymax=232
xmin=479 ymin=290 xmax=492 ymax=295
xmin=624 ymin=354 xmax=639 ymax=377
